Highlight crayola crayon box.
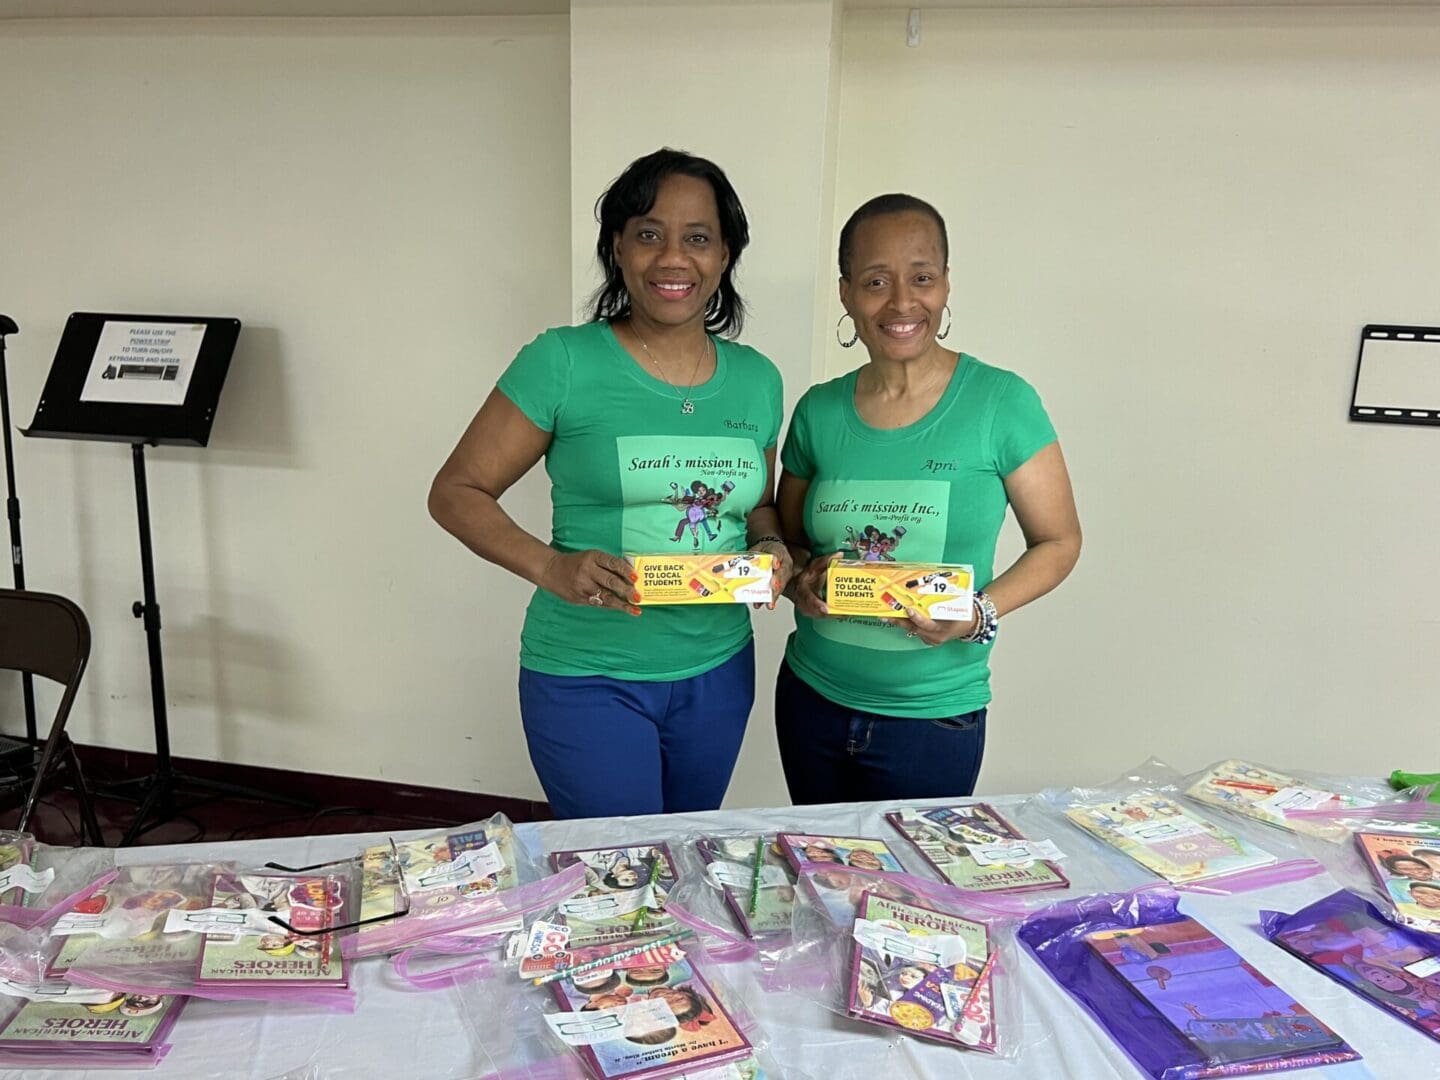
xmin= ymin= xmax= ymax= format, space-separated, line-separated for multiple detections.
xmin=630 ymin=552 xmax=774 ymax=605
xmin=825 ymin=561 xmax=974 ymax=619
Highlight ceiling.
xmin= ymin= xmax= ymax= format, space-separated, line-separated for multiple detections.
xmin=2 ymin=0 xmax=1436 ymax=18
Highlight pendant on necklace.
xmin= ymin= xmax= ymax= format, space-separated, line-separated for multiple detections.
xmin=681 ymin=399 xmax=695 ymax=415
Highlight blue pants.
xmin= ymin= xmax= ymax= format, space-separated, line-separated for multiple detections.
xmin=774 ymin=660 xmax=987 ymax=804
xmin=519 ymin=643 xmax=755 ymax=820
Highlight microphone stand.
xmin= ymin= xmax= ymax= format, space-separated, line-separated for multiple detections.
xmin=0 ymin=316 xmax=37 ymax=742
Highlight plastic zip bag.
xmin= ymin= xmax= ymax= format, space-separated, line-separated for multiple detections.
xmin=1019 ymin=885 xmax=1361 ymax=1079
xmin=62 ymin=861 xmax=358 ymax=1010
xmin=765 ymin=865 xmax=1025 ymax=1064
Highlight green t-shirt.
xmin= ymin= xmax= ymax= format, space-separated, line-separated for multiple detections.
xmin=781 ymin=355 xmax=1056 ymax=717
xmin=497 ymin=321 xmax=783 ymax=680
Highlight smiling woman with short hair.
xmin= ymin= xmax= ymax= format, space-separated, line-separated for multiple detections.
xmin=776 ymin=193 xmax=1081 ymax=804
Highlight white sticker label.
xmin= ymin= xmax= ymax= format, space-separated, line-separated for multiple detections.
xmin=0 ymin=866 xmax=55 ymax=895
xmin=968 ymin=840 xmax=1067 ymax=868
xmin=1257 ymin=787 xmax=1337 ymax=814
xmin=558 ymin=887 xmax=652 ymax=920
xmin=852 ymin=919 xmax=969 ymax=967
xmin=1118 ymin=816 xmax=1209 ymax=843
xmin=163 ymin=907 xmax=274 ymax=937
xmin=51 ymin=912 xmax=114 ymax=937
xmin=1404 ymin=955 xmax=1440 ymax=979
xmin=0 ymin=978 xmax=123 ymax=1005
xmin=704 ymin=861 xmax=791 ymax=890
xmin=405 ymin=843 xmax=506 ymax=891
xmin=543 ymin=997 xmax=677 ymax=1046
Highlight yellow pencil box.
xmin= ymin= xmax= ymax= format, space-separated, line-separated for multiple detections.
xmin=630 ymin=553 xmax=775 ymax=605
xmin=825 ymin=561 xmax=974 ymax=619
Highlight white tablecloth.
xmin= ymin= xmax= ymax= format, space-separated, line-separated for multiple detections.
xmin=11 ymin=796 xmax=1438 ymax=1080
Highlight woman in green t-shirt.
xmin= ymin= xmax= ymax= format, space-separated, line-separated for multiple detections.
xmin=429 ymin=149 xmax=790 ymax=819
xmin=776 ymin=194 xmax=1082 ymax=803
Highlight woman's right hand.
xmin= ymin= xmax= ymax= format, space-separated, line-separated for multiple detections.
xmin=539 ymin=550 xmax=639 ymax=614
xmin=789 ymin=552 xmax=838 ymax=619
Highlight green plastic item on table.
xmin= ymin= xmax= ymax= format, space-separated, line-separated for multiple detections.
xmin=1390 ymin=770 xmax=1440 ymax=803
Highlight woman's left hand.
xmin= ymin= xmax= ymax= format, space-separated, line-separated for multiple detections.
xmin=902 ymin=606 xmax=975 ymax=646
xmin=748 ymin=539 xmax=794 ymax=610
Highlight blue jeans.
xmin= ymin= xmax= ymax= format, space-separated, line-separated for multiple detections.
xmin=519 ymin=642 xmax=755 ymax=820
xmin=774 ymin=660 xmax=987 ymax=804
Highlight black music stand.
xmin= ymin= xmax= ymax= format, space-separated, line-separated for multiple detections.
xmin=24 ymin=313 xmax=311 ymax=844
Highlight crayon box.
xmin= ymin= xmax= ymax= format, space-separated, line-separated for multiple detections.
xmin=825 ymin=561 xmax=974 ymax=619
xmin=630 ymin=552 xmax=774 ymax=605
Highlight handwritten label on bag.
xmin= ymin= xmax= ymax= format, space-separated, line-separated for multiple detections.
xmin=852 ymin=919 xmax=968 ymax=967
xmin=543 ymin=997 xmax=678 ymax=1046
xmin=1117 ymin=816 xmax=1209 ymax=843
xmin=1256 ymin=787 xmax=1337 ymax=815
xmin=1405 ymin=955 xmax=1440 ymax=979
xmin=51 ymin=912 xmax=114 ymax=937
xmin=0 ymin=866 xmax=55 ymax=895
xmin=704 ymin=861 xmax=791 ymax=890
xmin=0 ymin=977 xmax=123 ymax=1005
xmin=163 ymin=907 xmax=274 ymax=937
xmin=558 ymin=887 xmax=652 ymax=921
xmin=968 ymin=840 xmax=1067 ymax=868
xmin=405 ymin=843 xmax=506 ymax=891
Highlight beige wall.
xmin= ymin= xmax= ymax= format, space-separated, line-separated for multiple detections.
xmin=2 ymin=4 xmax=1436 ymax=806
xmin=569 ymin=0 xmax=841 ymax=806
xmin=835 ymin=6 xmax=1440 ymax=792
xmin=0 ymin=16 xmax=571 ymax=795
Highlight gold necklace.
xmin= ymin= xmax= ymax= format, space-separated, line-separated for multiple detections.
xmin=629 ymin=324 xmax=711 ymax=416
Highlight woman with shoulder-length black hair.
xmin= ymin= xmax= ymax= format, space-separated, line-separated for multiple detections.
xmin=430 ymin=148 xmax=790 ymax=820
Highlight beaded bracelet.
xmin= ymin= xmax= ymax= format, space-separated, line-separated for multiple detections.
xmin=749 ymin=535 xmax=787 ymax=548
xmin=961 ymin=590 xmax=999 ymax=644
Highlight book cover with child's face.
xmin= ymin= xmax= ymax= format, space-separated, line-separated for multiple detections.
xmin=1275 ymin=902 xmax=1440 ymax=1039
xmin=550 ymin=953 xmax=751 ymax=1079
xmin=1356 ymin=832 xmax=1440 ymax=932
xmin=549 ymin=845 xmax=678 ymax=947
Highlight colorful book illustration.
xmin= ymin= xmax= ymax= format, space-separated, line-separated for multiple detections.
xmin=1271 ymin=891 xmax=1440 ymax=1042
xmin=1086 ymin=919 xmax=1348 ymax=1070
xmin=548 ymin=845 xmax=678 ymax=949
xmin=549 ymin=947 xmax=752 ymax=1079
xmin=1064 ymin=793 xmax=1276 ymax=885
xmin=1355 ymin=831 xmax=1440 ymax=934
xmin=195 ymin=872 xmax=347 ymax=986
xmin=46 ymin=864 xmax=214 ymax=978
xmin=0 ymin=993 xmax=185 ymax=1063
xmin=1185 ymin=760 xmax=1367 ymax=838
xmin=694 ymin=836 xmax=796 ymax=938
xmin=357 ymin=823 xmax=524 ymax=949
xmin=848 ymin=892 xmax=997 ymax=1052
xmin=775 ymin=833 xmax=913 ymax=925
xmin=885 ymin=805 xmax=1068 ymax=893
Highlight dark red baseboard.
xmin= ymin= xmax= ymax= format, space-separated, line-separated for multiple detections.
xmin=77 ymin=743 xmax=553 ymax=825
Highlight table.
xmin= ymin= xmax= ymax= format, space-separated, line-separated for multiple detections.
xmin=14 ymin=795 xmax=1436 ymax=1079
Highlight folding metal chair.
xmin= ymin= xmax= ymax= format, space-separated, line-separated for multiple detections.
xmin=0 ymin=589 xmax=103 ymax=845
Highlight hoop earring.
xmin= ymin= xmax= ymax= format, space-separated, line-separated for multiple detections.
xmin=937 ymin=305 xmax=952 ymax=341
xmin=836 ymin=313 xmax=858 ymax=348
